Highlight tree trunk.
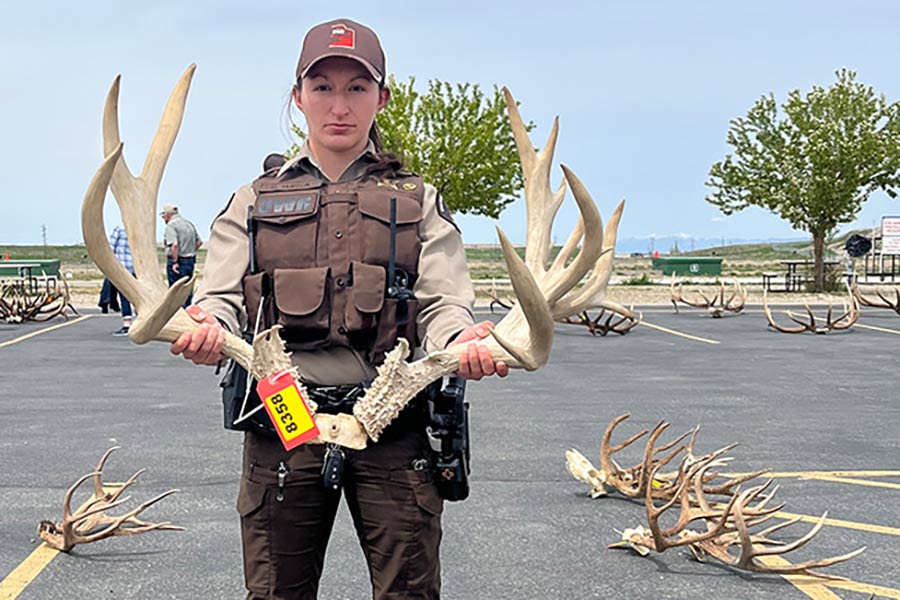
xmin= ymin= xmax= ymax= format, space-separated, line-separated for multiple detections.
xmin=812 ymin=232 xmax=825 ymax=292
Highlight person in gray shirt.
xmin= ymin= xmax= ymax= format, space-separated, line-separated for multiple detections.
xmin=161 ymin=204 xmax=202 ymax=307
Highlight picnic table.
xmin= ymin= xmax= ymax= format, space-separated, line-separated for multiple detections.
xmin=763 ymin=259 xmax=841 ymax=292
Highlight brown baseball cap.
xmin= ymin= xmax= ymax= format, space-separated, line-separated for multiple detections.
xmin=296 ymin=19 xmax=385 ymax=84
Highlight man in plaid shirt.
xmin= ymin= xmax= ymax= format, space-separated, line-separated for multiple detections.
xmin=108 ymin=225 xmax=134 ymax=336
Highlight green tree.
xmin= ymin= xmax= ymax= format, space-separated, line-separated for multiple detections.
xmin=289 ymin=75 xmax=532 ymax=219
xmin=706 ymin=69 xmax=900 ymax=291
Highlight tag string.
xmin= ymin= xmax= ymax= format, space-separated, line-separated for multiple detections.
xmin=233 ymin=293 xmax=267 ymax=425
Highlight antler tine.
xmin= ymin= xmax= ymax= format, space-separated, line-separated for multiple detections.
xmin=486 ymin=227 xmax=554 ymax=370
xmin=549 ymin=217 xmax=584 ymax=275
xmin=600 ymin=414 xmax=636 ymax=472
xmin=542 ymin=165 xmax=605 ymax=306
xmin=502 ymin=87 xmax=564 ymax=274
xmin=555 ymin=200 xmax=626 ymax=317
xmin=104 ymin=468 xmax=147 ymax=504
xmin=82 ymin=144 xmax=143 ymax=304
xmin=102 ymin=66 xmax=196 ymax=288
xmin=763 ymin=289 xmax=809 ymax=333
xmin=733 ymin=504 xmax=865 ymax=578
xmin=76 ymin=489 xmax=183 ymax=545
xmin=91 ymin=446 xmax=121 ymax=499
xmin=62 ymin=471 xmax=102 ymax=523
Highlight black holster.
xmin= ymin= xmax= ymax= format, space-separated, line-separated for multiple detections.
xmin=219 ymin=331 xmax=271 ymax=437
xmin=426 ymin=376 xmax=471 ymax=502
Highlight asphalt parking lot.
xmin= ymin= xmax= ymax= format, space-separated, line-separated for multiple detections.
xmin=1 ymin=305 xmax=898 ymax=599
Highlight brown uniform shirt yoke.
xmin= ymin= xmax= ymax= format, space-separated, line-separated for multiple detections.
xmin=194 ymin=142 xmax=476 ymax=384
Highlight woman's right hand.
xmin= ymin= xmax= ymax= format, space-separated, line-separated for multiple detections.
xmin=170 ymin=304 xmax=226 ymax=366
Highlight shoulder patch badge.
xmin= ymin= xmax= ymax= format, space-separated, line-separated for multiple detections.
xmin=402 ymin=182 xmax=417 ymax=191
xmin=437 ymin=194 xmax=460 ymax=233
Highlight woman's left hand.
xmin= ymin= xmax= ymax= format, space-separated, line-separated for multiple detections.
xmin=448 ymin=321 xmax=509 ymax=381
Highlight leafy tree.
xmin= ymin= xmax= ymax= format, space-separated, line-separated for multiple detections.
xmin=706 ymin=69 xmax=900 ymax=291
xmin=289 ymin=75 xmax=532 ymax=219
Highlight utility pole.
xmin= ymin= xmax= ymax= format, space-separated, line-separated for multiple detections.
xmin=42 ymin=225 xmax=47 ymax=257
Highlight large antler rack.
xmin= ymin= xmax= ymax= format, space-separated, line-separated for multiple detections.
xmin=615 ymin=455 xmax=865 ymax=579
xmin=352 ymin=88 xmax=623 ymax=442
xmin=38 ymin=447 xmax=183 ymax=552
xmin=566 ymin=414 xmax=764 ymax=500
xmin=851 ymin=279 xmax=900 ymax=314
xmin=670 ymin=275 xmax=746 ymax=318
xmin=763 ymin=284 xmax=859 ymax=334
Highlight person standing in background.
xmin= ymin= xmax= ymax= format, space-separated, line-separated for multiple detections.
xmin=161 ymin=204 xmax=202 ymax=307
xmin=108 ymin=224 xmax=134 ymax=336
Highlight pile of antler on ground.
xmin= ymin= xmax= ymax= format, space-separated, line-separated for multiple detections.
xmin=566 ymin=414 xmax=864 ymax=578
xmin=38 ymin=447 xmax=182 ymax=552
xmin=763 ymin=283 xmax=859 ymax=333
xmin=670 ymin=275 xmax=745 ymax=317
xmin=83 ymin=65 xmax=624 ymax=449
xmin=852 ymin=279 xmax=900 ymax=315
xmin=0 ymin=276 xmax=76 ymax=323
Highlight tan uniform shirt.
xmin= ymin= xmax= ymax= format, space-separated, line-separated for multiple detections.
xmin=194 ymin=142 xmax=476 ymax=385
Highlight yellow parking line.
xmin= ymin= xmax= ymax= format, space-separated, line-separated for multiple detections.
xmin=0 ymin=315 xmax=93 ymax=349
xmin=796 ymin=475 xmax=900 ymax=491
xmin=825 ymin=580 xmax=900 ymax=599
xmin=856 ymin=322 xmax=900 ymax=335
xmin=0 ymin=545 xmax=59 ymax=600
xmin=758 ymin=556 xmax=844 ymax=599
xmin=725 ymin=470 xmax=900 ymax=479
xmin=637 ymin=320 xmax=720 ymax=345
xmin=774 ymin=511 xmax=900 ymax=537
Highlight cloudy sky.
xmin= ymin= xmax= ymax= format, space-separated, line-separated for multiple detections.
xmin=2 ymin=1 xmax=899 ymax=246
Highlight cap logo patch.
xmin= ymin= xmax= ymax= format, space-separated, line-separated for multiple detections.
xmin=329 ymin=24 xmax=355 ymax=49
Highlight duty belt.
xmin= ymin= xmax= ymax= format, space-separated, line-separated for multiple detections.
xmin=307 ymin=385 xmax=366 ymax=414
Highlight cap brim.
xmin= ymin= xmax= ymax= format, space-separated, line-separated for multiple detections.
xmin=300 ymin=53 xmax=383 ymax=84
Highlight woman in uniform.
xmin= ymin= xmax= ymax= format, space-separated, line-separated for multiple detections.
xmin=170 ymin=18 xmax=507 ymax=600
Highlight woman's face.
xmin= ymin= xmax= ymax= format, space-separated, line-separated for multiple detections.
xmin=293 ymin=57 xmax=389 ymax=156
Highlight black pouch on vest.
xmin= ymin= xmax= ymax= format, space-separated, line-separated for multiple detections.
xmin=220 ymin=331 xmax=262 ymax=432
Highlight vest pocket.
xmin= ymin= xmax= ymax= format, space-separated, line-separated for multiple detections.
xmin=344 ymin=262 xmax=386 ymax=335
xmin=253 ymin=190 xmax=321 ymax=269
xmin=358 ymin=194 xmax=422 ymax=271
xmin=373 ymin=297 xmax=420 ymax=360
xmin=273 ymin=267 xmax=331 ymax=344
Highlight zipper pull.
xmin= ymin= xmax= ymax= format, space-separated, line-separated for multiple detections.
xmin=276 ymin=461 xmax=287 ymax=502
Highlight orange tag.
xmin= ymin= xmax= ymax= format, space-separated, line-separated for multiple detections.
xmin=255 ymin=370 xmax=319 ymax=451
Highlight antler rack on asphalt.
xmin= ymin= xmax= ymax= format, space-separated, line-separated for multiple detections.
xmin=763 ymin=284 xmax=859 ymax=334
xmin=38 ymin=447 xmax=183 ymax=552
xmin=851 ymin=279 xmax=900 ymax=315
xmin=670 ymin=275 xmax=746 ymax=317
xmin=566 ymin=414 xmax=863 ymax=579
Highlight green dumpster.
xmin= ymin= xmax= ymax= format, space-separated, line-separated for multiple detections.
xmin=651 ymin=256 xmax=722 ymax=276
xmin=0 ymin=259 xmax=62 ymax=277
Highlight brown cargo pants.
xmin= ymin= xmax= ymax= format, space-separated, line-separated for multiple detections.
xmin=237 ymin=428 xmax=444 ymax=599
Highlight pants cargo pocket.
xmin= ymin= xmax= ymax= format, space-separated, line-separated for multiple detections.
xmin=237 ymin=477 xmax=270 ymax=595
xmin=396 ymin=469 xmax=443 ymax=595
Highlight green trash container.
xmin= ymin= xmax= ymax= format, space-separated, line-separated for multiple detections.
xmin=651 ymin=256 xmax=722 ymax=276
xmin=0 ymin=259 xmax=62 ymax=277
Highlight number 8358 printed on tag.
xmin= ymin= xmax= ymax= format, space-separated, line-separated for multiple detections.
xmin=256 ymin=370 xmax=320 ymax=451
